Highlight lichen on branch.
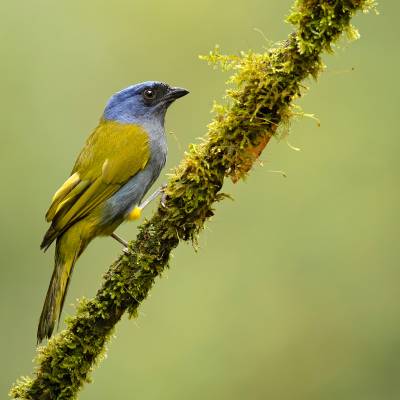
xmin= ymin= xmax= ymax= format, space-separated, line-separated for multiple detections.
xmin=10 ymin=1 xmax=376 ymax=399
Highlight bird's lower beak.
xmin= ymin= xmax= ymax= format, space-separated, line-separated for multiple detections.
xmin=165 ymin=87 xmax=189 ymax=101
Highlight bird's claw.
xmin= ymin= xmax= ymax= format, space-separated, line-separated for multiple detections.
xmin=160 ymin=183 xmax=167 ymax=208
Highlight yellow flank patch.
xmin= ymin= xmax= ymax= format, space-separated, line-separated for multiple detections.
xmin=127 ymin=206 xmax=142 ymax=220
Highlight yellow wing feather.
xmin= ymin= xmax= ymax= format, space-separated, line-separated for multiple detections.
xmin=46 ymin=172 xmax=81 ymax=222
xmin=45 ymin=120 xmax=150 ymax=234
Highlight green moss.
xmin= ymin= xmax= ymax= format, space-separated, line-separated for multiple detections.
xmin=10 ymin=1 xmax=375 ymax=398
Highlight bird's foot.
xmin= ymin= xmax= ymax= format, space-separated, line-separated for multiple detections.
xmin=136 ymin=184 xmax=168 ymax=212
xmin=160 ymin=183 xmax=167 ymax=208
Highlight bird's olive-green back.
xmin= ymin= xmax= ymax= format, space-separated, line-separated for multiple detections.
xmin=45 ymin=121 xmax=150 ymax=232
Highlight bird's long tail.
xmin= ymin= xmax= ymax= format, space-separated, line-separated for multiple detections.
xmin=37 ymin=230 xmax=85 ymax=343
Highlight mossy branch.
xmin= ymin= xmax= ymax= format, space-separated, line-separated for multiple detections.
xmin=10 ymin=1 xmax=376 ymax=398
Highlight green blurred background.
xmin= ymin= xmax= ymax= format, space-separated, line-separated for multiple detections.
xmin=1 ymin=1 xmax=399 ymax=399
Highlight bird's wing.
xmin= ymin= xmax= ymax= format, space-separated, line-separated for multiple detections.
xmin=45 ymin=121 xmax=150 ymax=232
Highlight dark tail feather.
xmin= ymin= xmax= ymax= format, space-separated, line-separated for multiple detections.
xmin=37 ymin=238 xmax=77 ymax=343
xmin=40 ymin=225 xmax=58 ymax=251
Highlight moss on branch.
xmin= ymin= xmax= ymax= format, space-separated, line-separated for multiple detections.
xmin=10 ymin=1 xmax=376 ymax=398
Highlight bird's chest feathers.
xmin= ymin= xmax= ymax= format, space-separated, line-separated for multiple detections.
xmin=148 ymin=132 xmax=167 ymax=170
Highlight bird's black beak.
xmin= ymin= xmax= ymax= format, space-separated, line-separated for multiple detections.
xmin=164 ymin=87 xmax=189 ymax=102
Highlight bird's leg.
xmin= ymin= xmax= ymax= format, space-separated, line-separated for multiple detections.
xmin=127 ymin=184 xmax=167 ymax=221
xmin=111 ymin=184 xmax=167 ymax=253
xmin=139 ymin=183 xmax=167 ymax=210
xmin=111 ymin=233 xmax=130 ymax=254
xmin=111 ymin=232 xmax=128 ymax=247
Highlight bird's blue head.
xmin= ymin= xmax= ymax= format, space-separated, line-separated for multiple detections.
xmin=103 ymin=81 xmax=189 ymax=126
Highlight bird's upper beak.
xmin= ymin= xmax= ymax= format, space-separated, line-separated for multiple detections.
xmin=164 ymin=87 xmax=189 ymax=102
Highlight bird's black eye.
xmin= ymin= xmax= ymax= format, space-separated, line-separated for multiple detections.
xmin=143 ymin=88 xmax=156 ymax=101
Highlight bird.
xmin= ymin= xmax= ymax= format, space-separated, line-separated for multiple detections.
xmin=37 ymin=81 xmax=189 ymax=343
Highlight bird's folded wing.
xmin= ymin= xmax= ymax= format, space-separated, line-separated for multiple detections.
xmin=45 ymin=121 xmax=150 ymax=233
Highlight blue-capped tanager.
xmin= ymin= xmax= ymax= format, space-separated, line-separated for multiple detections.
xmin=37 ymin=81 xmax=189 ymax=343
